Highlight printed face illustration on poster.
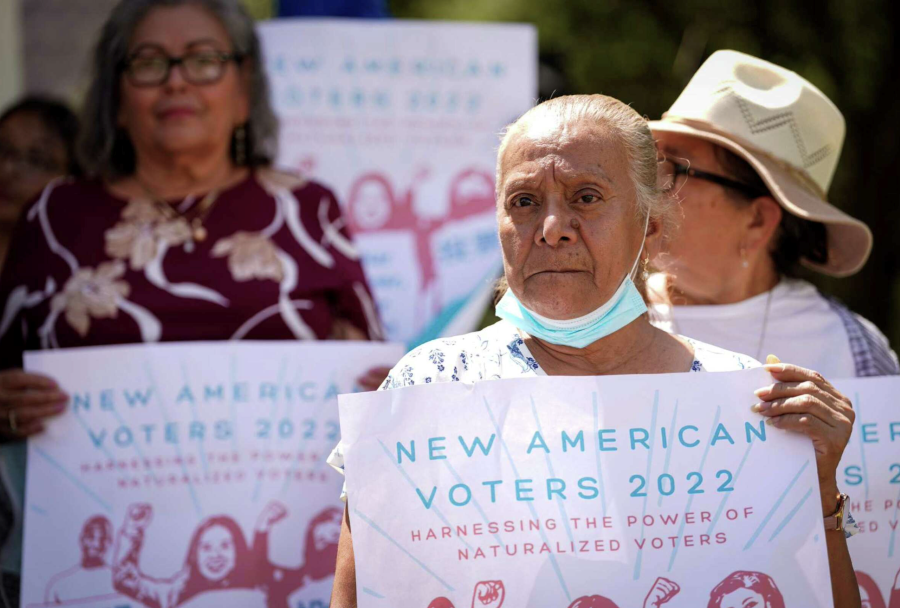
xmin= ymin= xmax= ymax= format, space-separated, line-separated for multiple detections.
xmin=21 ymin=341 xmax=404 ymax=608
xmin=338 ymin=369 xmax=835 ymax=607
xmin=259 ymin=20 xmax=538 ymax=346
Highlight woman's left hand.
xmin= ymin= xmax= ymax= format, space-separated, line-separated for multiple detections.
xmin=752 ymin=357 xmax=854 ymax=515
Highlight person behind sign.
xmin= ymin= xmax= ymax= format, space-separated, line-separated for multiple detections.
xmin=0 ymin=97 xmax=80 ymax=269
xmin=327 ymin=95 xmax=861 ymax=607
xmin=647 ymin=50 xmax=898 ymax=378
xmin=0 ymin=0 xmax=385 ymax=604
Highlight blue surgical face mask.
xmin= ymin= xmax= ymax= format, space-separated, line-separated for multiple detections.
xmin=495 ymin=212 xmax=649 ymax=349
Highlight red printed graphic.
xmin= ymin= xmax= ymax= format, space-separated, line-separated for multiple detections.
xmin=471 ymin=580 xmax=505 ymax=607
xmin=857 ymin=571 xmax=887 ymax=608
xmin=111 ymin=501 xmax=340 ymax=608
xmin=43 ymin=515 xmax=117 ymax=604
xmin=858 ymin=568 xmax=900 ymax=608
xmin=644 ymin=577 xmax=681 ymax=607
xmin=346 ymin=168 xmax=496 ymax=325
xmin=567 ymin=596 xmax=621 ymax=608
xmin=707 ymin=571 xmax=784 ymax=608
xmin=428 ymin=599 xmax=456 ymax=608
xmin=256 ymin=504 xmax=343 ymax=608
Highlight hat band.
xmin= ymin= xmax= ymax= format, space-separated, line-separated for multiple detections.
xmin=658 ymin=115 xmax=829 ymax=199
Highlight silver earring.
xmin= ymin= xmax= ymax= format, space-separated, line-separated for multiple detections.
xmin=740 ymin=247 xmax=750 ymax=269
xmin=234 ymin=124 xmax=247 ymax=166
xmin=641 ymin=256 xmax=650 ymax=281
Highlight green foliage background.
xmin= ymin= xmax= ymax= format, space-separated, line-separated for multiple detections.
xmin=391 ymin=0 xmax=900 ymax=347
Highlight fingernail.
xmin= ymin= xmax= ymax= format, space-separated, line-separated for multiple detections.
xmin=754 ymin=386 xmax=772 ymax=398
xmin=765 ymin=417 xmax=777 ymax=426
xmin=763 ymin=363 xmax=786 ymax=373
xmin=765 ymin=354 xmax=781 ymax=365
xmin=750 ymin=402 xmax=770 ymax=413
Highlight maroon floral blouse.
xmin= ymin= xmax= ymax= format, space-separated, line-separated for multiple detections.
xmin=0 ymin=169 xmax=383 ymax=369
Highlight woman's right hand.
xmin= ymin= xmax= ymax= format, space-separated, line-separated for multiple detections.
xmin=0 ymin=369 xmax=68 ymax=440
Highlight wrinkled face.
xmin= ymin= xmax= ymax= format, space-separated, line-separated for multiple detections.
xmin=652 ymin=131 xmax=751 ymax=299
xmin=0 ymin=112 xmax=67 ymax=220
xmin=196 ymin=525 xmax=236 ymax=581
xmin=80 ymin=524 xmax=110 ymax=560
xmin=497 ymin=119 xmax=646 ymax=319
xmin=718 ymin=587 xmax=766 ymax=608
xmin=119 ymin=5 xmax=249 ymax=165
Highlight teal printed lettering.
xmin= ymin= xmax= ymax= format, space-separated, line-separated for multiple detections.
xmin=861 ymin=423 xmax=878 ymax=443
xmin=176 ymin=385 xmax=195 ymax=404
xmin=679 ymin=425 xmax=700 ymax=447
xmin=416 ymin=486 xmax=437 ymax=509
xmin=458 ymin=434 xmax=495 ymax=458
xmin=597 ymin=429 xmax=617 ymax=451
xmin=189 ymin=422 xmax=205 ymax=441
xmin=114 ymin=426 xmax=133 ymax=447
xmin=577 ymin=477 xmax=599 ymax=499
xmin=630 ymin=428 xmax=650 ymax=450
xmin=547 ymin=478 xmax=567 ymax=500
xmin=562 ymin=431 xmax=585 ymax=453
xmin=428 ymin=437 xmax=447 ymax=460
xmin=844 ymin=465 xmax=863 ymax=486
xmin=123 ymin=388 xmax=152 ymax=407
xmin=100 ymin=389 xmax=114 ymax=411
xmin=515 ymin=479 xmax=534 ymax=501
xmin=397 ymin=440 xmax=416 ymax=464
xmin=73 ymin=393 xmax=90 ymax=412
xmin=204 ymin=385 xmax=224 ymax=401
xmin=745 ymin=420 xmax=766 ymax=443
xmin=449 ymin=484 xmax=472 ymax=506
xmin=527 ymin=432 xmax=549 ymax=454
xmin=711 ymin=423 xmax=735 ymax=446
xmin=233 ymin=382 xmax=248 ymax=402
xmin=88 ymin=428 xmax=106 ymax=448
xmin=259 ymin=383 xmax=278 ymax=401
xmin=891 ymin=422 xmax=900 ymax=441
xmin=482 ymin=480 xmax=502 ymax=502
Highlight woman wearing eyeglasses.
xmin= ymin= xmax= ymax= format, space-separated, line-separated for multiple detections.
xmin=0 ymin=1 xmax=384 ymax=601
xmin=648 ymin=50 xmax=897 ymax=378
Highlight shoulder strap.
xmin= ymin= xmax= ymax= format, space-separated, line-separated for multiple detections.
xmin=825 ymin=296 xmax=899 ymax=377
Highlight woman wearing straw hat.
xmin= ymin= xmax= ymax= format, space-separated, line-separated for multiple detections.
xmin=648 ymin=50 xmax=898 ymax=378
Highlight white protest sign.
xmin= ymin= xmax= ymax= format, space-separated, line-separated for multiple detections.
xmin=834 ymin=376 xmax=900 ymax=608
xmin=21 ymin=341 xmax=404 ymax=608
xmin=339 ymin=369 xmax=833 ymax=608
xmin=258 ymin=19 xmax=537 ymax=346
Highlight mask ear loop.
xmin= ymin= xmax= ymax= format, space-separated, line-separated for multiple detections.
xmin=628 ymin=207 xmax=652 ymax=281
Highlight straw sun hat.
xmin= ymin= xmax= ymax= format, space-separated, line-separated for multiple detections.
xmin=650 ymin=50 xmax=872 ymax=277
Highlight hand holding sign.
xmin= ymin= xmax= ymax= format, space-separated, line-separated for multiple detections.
xmin=754 ymin=357 xmax=855 ymax=511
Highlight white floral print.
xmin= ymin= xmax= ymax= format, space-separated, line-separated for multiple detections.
xmin=50 ymin=260 xmax=130 ymax=336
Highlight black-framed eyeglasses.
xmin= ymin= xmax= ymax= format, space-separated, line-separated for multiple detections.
xmin=660 ymin=158 xmax=767 ymax=199
xmin=121 ymin=50 xmax=244 ymax=87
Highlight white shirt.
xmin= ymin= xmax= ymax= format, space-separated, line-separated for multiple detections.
xmin=648 ymin=275 xmax=899 ymax=379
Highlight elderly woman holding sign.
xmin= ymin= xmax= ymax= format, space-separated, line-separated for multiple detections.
xmin=328 ymin=95 xmax=861 ymax=607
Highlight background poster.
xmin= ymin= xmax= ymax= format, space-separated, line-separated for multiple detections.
xmin=21 ymin=341 xmax=403 ymax=608
xmin=834 ymin=376 xmax=900 ymax=608
xmin=339 ymin=369 xmax=834 ymax=608
xmin=258 ymin=19 xmax=538 ymax=346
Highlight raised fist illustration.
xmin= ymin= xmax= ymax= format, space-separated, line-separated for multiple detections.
xmin=256 ymin=501 xmax=288 ymax=531
xmin=124 ymin=503 xmax=153 ymax=530
xmin=643 ymin=577 xmax=680 ymax=608
xmin=472 ymin=581 xmax=505 ymax=608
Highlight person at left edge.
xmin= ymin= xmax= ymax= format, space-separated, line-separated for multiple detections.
xmin=0 ymin=0 xmax=386 ymax=603
xmin=327 ymin=94 xmax=861 ymax=608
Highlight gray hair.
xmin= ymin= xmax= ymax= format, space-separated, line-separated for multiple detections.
xmin=78 ymin=0 xmax=278 ymax=178
xmin=496 ymin=94 xmax=675 ymax=234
